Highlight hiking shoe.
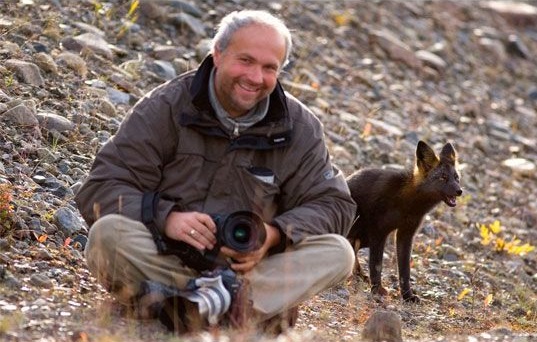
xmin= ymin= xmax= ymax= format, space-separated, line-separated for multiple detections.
xmin=135 ymin=280 xmax=204 ymax=334
xmin=194 ymin=267 xmax=253 ymax=329
xmin=159 ymin=295 xmax=204 ymax=333
xmin=135 ymin=269 xmax=247 ymax=332
xmin=225 ymin=275 xmax=253 ymax=329
xmin=182 ymin=270 xmax=234 ymax=325
xmin=261 ymin=306 xmax=299 ymax=335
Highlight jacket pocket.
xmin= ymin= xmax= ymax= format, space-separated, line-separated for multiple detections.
xmin=236 ymin=166 xmax=280 ymax=221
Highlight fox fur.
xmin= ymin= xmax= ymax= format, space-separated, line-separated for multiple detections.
xmin=346 ymin=140 xmax=462 ymax=302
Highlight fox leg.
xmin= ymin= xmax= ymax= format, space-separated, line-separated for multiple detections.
xmin=368 ymin=236 xmax=389 ymax=296
xmin=396 ymin=228 xmax=420 ymax=303
xmin=350 ymin=239 xmax=369 ymax=282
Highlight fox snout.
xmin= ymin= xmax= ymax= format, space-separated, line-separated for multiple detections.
xmin=443 ymin=183 xmax=462 ymax=207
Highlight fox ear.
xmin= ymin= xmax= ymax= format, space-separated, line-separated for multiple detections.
xmin=416 ymin=140 xmax=439 ymax=173
xmin=440 ymin=142 xmax=458 ymax=164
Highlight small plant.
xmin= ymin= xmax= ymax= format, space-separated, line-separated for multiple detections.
xmin=4 ymin=73 xmax=14 ymax=87
xmin=0 ymin=184 xmax=13 ymax=221
xmin=479 ymin=220 xmax=535 ymax=256
xmin=117 ymin=0 xmax=139 ymax=39
xmin=50 ymin=133 xmax=61 ymax=152
xmin=0 ymin=183 xmax=14 ymax=236
xmin=0 ymin=311 xmax=23 ymax=334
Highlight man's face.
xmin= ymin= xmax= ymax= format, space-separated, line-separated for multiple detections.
xmin=213 ymin=24 xmax=286 ymax=118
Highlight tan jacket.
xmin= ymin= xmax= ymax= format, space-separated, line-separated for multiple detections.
xmin=75 ymin=56 xmax=356 ymax=248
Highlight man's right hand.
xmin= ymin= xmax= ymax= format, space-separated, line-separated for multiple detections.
xmin=165 ymin=211 xmax=217 ymax=251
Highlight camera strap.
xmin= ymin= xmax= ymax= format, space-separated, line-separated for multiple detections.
xmin=141 ymin=192 xmax=229 ymax=272
xmin=141 ymin=192 xmax=168 ymax=253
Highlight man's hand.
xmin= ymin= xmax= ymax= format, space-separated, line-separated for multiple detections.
xmin=165 ymin=211 xmax=217 ymax=251
xmin=220 ymin=223 xmax=281 ymax=273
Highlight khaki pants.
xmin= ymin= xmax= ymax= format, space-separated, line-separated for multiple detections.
xmin=85 ymin=214 xmax=355 ymax=322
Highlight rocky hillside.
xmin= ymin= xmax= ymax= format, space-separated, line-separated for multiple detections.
xmin=1 ymin=0 xmax=536 ymax=341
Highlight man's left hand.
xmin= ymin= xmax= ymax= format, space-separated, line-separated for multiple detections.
xmin=220 ymin=223 xmax=281 ymax=273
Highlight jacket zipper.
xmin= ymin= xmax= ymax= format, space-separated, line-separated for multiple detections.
xmin=232 ymin=123 xmax=240 ymax=138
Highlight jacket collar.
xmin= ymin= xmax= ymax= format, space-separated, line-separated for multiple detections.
xmin=190 ymin=55 xmax=289 ymax=125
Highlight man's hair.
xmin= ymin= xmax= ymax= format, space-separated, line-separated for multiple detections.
xmin=211 ymin=10 xmax=292 ymax=68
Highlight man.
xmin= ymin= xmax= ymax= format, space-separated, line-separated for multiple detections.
xmin=75 ymin=9 xmax=356 ymax=334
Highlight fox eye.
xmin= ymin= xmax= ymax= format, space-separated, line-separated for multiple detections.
xmin=439 ymin=174 xmax=448 ymax=182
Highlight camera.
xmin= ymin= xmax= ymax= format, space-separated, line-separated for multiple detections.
xmin=212 ymin=211 xmax=266 ymax=253
xmin=163 ymin=211 xmax=267 ymax=271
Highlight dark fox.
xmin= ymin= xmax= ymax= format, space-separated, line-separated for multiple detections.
xmin=346 ymin=141 xmax=462 ymax=302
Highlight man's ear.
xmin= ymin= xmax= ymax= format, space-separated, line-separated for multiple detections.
xmin=213 ymin=47 xmax=221 ymax=67
xmin=416 ymin=140 xmax=439 ymax=173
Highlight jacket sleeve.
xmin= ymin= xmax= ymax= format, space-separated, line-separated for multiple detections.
xmin=271 ymin=105 xmax=357 ymax=244
xmin=74 ymin=83 xmax=180 ymax=232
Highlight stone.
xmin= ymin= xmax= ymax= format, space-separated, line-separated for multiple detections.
xmin=29 ymin=273 xmax=54 ymax=289
xmin=167 ymin=12 xmax=207 ymax=37
xmin=54 ymin=207 xmax=84 ymax=236
xmin=72 ymin=33 xmax=114 ymax=60
xmin=36 ymin=112 xmax=74 ymax=133
xmin=415 ymin=50 xmax=447 ymax=71
xmin=369 ymin=29 xmax=422 ymax=69
xmin=4 ymin=59 xmax=44 ymax=86
xmin=33 ymin=52 xmax=59 ymax=75
xmin=1 ymin=104 xmax=39 ymax=126
xmin=362 ymin=310 xmax=403 ymax=342
xmin=56 ymin=51 xmax=88 ymax=77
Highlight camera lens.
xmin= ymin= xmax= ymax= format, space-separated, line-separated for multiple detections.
xmin=232 ymin=224 xmax=250 ymax=243
xmin=218 ymin=211 xmax=266 ymax=252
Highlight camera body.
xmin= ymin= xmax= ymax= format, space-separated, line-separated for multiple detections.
xmin=163 ymin=211 xmax=267 ymax=271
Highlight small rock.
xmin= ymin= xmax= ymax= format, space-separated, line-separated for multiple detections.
xmin=152 ymin=45 xmax=183 ymax=61
xmin=106 ymin=87 xmax=131 ymax=105
xmin=506 ymin=34 xmax=530 ymax=59
xmin=34 ymin=247 xmax=53 ymax=261
xmin=369 ymin=29 xmax=422 ymax=69
xmin=502 ymin=158 xmax=536 ymax=176
xmin=56 ymin=51 xmax=88 ymax=77
xmin=72 ymin=21 xmax=106 ymax=37
xmin=4 ymin=59 xmax=44 ymax=86
xmin=3 ymin=274 xmax=22 ymax=289
xmin=362 ymin=310 xmax=403 ymax=342
xmin=36 ymin=112 xmax=75 ymax=133
xmin=195 ymin=38 xmax=212 ymax=61
xmin=29 ymin=273 xmax=54 ymax=289
xmin=1 ymin=104 xmax=39 ymax=127
xmin=54 ymin=207 xmax=84 ymax=236
xmin=33 ymin=52 xmax=59 ymax=75
xmin=415 ymin=50 xmax=447 ymax=72
xmin=97 ymin=98 xmax=117 ymax=117
xmin=482 ymin=1 xmax=537 ymax=26
xmin=478 ymin=37 xmax=507 ymax=62
xmin=146 ymin=60 xmax=177 ymax=81
xmin=0 ymin=89 xmax=11 ymax=102
xmin=72 ymin=32 xmax=114 ymax=60
xmin=167 ymin=12 xmax=207 ymax=37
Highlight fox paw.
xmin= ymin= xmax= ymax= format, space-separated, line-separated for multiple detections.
xmin=402 ymin=291 xmax=420 ymax=303
xmin=356 ymin=272 xmax=370 ymax=283
xmin=371 ymin=285 xmax=389 ymax=297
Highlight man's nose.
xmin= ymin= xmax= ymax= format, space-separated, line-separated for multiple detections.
xmin=246 ymin=65 xmax=263 ymax=84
